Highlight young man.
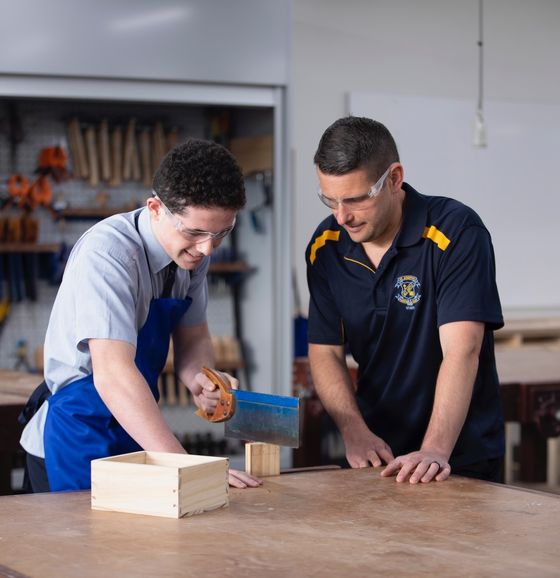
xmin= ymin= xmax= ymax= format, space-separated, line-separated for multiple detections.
xmin=20 ymin=138 xmax=261 ymax=491
xmin=306 ymin=117 xmax=504 ymax=483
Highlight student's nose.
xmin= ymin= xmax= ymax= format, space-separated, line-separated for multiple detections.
xmin=196 ymin=237 xmax=214 ymax=256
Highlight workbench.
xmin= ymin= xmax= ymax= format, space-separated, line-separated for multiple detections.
xmin=294 ymin=345 xmax=560 ymax=485
xmin=0 ymin=468 xmax=558 ymax=577
xmin=0 ymin=370 xmax=42 ymax=494
xmin=496 ymin=345 xmax=560 ymax=485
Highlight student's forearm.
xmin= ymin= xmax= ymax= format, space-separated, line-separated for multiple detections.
xmin=93 ymin=353 xmax=185 ymax=453
xmin=174 ymin=324 xmax=215 ymax=392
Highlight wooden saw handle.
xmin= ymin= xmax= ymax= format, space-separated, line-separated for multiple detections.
xmin=195 ymin=367 xmax=236 ymax=423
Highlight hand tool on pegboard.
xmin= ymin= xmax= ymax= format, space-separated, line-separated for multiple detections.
xmin=84 ymin=126 xmax=100 ymax=187
xmin=109 ymin=126 xmax=123 ymax=187
xmin=67 ymin=118 xmax=89 ymax=179
xmin=98 ymin=119 xmax=112 ymax=182
xmin=0 ymin=254 xmax=10 ymax=335
xmin=6 ymin=100 xmax=24 ymax=173
xmin=37 ymin=146 xmax=69 ymax=183
xmin=152 ymin=121 xmax=167 ymax=172
xmin=139 ymin=127 xmax=152 ymax=188
xmin=130 ymin=122 xmax=141 ymax=181
xmin=166 ymin=127 xmax=179 ymax=152
xmin=21 ymin=214 xmax=39 ymax=301
xmin=122 ymin=118 xmax=137 ymax=181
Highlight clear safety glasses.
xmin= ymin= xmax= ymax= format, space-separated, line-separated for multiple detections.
xmin=317 ymin=165 xmax=392 ymax=210
xmin=154 ymin=194 xmax=236 ymax=244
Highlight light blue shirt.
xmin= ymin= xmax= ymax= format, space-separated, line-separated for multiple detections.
xmin=21 ymin=207 xmax=209 ymax=457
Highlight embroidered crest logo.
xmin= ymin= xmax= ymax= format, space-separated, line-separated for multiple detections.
xmin=395 ymin=275 xmax=421 ymax=310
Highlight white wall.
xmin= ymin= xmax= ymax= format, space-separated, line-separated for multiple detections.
xmin=292 ymin=0 xmax=560 ymax=316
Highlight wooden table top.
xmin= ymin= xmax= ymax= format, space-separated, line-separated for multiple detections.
xmin=0 ymin=468 xmax=558 ymax=578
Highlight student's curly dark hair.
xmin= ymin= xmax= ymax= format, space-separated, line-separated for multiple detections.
xmin=153 ymin=138 xmax=246 ymax=213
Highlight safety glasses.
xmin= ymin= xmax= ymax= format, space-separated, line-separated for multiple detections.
xmin=317 ymin=165 xmax=392 ymax=210
xmin=154 ymin=193 xmax=236 ymax=244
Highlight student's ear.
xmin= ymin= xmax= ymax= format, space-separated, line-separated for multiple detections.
xmin=146 ymin=196 xmax=162 ymax=220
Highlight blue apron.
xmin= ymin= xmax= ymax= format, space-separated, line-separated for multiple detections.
xmin=43 ymin=292 xmax=191 ymax=491
xmin=41 ymin=218 xmax=192 ymax=491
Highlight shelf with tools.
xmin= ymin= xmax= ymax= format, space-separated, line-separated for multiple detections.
xmin=208 ymin=261 xmax=251 ymax=274
xmin=0 ymin=243 xmax=61 ymax=253
xmin=55 ymin=206 xmax=136 ymax=220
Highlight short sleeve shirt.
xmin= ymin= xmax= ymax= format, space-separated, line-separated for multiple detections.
xmin=306 ymin=184 xmax=504 ymax=467
xmin=21 ymin=207 xmax=209 ymax=457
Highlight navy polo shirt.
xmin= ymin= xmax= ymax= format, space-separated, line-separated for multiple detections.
xmin=306 ymin=183 xmax=505 ymax=467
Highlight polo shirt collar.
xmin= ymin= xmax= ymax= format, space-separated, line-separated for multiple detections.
xmin=138 ymin=207 xmax=172 ymax=274
xmin=395 ymin=183 xmax=428 ymax=248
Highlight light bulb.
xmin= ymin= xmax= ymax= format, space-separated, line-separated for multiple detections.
xmin=473 ymin=108 xmax=487 ymax=148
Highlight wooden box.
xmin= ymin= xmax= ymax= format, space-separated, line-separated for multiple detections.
xmin=91 ymin=451 xmax=229 ymax=519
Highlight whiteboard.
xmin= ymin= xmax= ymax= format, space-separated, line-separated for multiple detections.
xmin=348 ymin=93 xmax=560 ymax=310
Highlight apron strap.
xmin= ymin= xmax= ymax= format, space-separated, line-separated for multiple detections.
xmin=18 ymin=380 xmax=51 ymax=426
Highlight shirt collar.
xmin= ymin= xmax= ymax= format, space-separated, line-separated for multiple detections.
xmin=138 ymin=207 xmax=172 ymax=274
xmin=395 ymin=182 xmax=428 ymax=248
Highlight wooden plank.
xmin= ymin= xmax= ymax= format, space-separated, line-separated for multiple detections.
xmin=0 ymin=469 xmax=559 ymax=577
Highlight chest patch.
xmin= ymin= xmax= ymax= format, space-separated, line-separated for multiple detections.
xmin=394 ymin=275 xmax=422 ymax=310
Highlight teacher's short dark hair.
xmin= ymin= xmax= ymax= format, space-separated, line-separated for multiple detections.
xmin=314 ymin=116 xmax=400 ymax=180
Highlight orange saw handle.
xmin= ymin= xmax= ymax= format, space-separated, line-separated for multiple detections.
xmin=195 ymin=367 xmax=236 ymax=423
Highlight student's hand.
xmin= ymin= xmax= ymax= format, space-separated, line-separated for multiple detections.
xmin=342 ymin=427 xmax=394 ymax=468
xmin=380 ymin=450 xmax=451 ymax=483
xmin=190 ymin=370 xmax=239 ymax=415
xmin=228 ymin=468 xmax=263 ymax=488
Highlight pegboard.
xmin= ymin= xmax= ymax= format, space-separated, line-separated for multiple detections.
xmin=0 ymin=98 xmax=245 ymax=370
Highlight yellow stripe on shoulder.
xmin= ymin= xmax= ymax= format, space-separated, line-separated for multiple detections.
xmin=423 ymin=225 xmax=451 ymax=251
xmin=309 ymin=230 xmax=340 ymax=264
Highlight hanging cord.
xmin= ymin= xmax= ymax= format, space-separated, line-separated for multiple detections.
xmin=473 ymin=0 xmax=487 ymax=147
xmin=477 ymin=0 xmax=484 ymax=114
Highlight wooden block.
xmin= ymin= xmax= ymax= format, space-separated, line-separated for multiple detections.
xmin=245 ymin=442 xmax=280 ymax=477
xmin=91 ymin=451 xmax=229 ymax=519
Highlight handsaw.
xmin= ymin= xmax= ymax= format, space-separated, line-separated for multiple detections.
xmin=196 ymin=367 xmax=301 ymax=448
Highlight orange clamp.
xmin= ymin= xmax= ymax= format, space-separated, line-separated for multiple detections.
xmin=38 ymin=146 xmax=67 ymax=170
xmin=30 ymin=175 xmax=53 ymax=207
xmin=195 ymin=367 xmax=236 ymax=423
xmin=7 ymin=174 xmax=30 ymax=199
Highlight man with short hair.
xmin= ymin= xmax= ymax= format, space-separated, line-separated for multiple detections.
xmin=306 ymin=116 xmax=504 ymax=483
xmin=20 ymin=138 xmax=261 ymax=491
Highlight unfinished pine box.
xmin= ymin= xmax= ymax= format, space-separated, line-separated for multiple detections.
xmin=91 ymin=451 xmax=229 ymax=519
